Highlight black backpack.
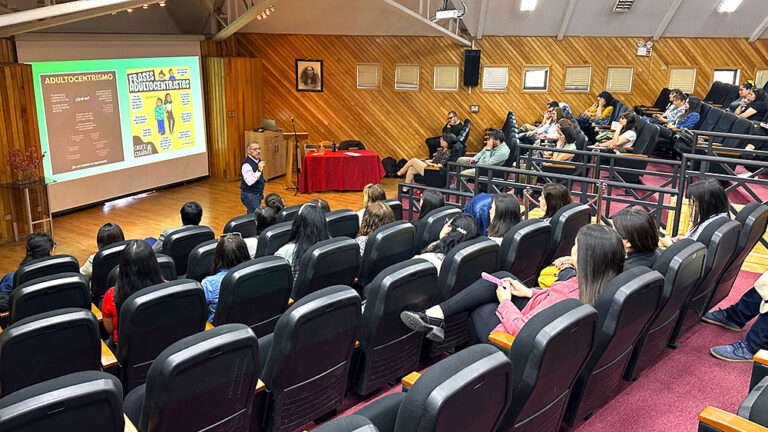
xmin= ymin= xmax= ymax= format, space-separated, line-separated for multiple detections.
xmin=396 ymin=158 xmax=407 ymax=175
xmin=382 ymin=157 xmax=398 ymax=177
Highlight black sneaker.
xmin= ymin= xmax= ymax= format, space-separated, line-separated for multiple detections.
xmin=400 ymin=311 xmax=445 ymax=342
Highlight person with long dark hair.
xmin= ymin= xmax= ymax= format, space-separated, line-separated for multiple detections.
xmin=659 ymin=97 xmax=701 ymax=151
xmin=544 ymin=119 xmax=579 ymax=162
xmin=727 ymin=81 xmax=754 ymax=112
xmin=487 ymin=194 xmax=521 ymax=243
xmin=244 ymin=206 xmax=277 ymax=258
xmin=735 ymin=87 xmax=767 ymax=120
xmin=310 ymin=198 xmax=331 ymax=213
xmin=275 ymin=204 xmax=330 ymax=281
xmin=101 ymin=240 xmax=164 ymax=347
xmin=397 ymin=134 xmax=456 ymax=188
xmin=401 ymin=224 xmax=625 ymax=344
xmin=577 ymin=91 xmax=615 ymax=141
xmin=612 ymin=208 xmax=661 ymax=270
xmin=414 ymin=214 xmax=479 ymax=271
xmin=80 ymin=223 xmax=125 ymax=280
xmin=203 ymin=233 xmax=251 ymax=321
xmin=356 ymin=201 xmax=395 ymax=255
xmin=0 ymin=232 xmax=55 ymax=294
xmin=661 ymin=178 xmax=729 ymax=246
xmin=264 ymin=193 xmax=285 ymax=215
xmin=539 ymin=183 xmax=572 ymax=223
xmin=411 ymin=190 xmax=445 ymax=242
xmin=596 ymin=112 xmax=638 ymax=151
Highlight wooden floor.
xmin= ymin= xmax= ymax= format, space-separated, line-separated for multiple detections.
xmin=0 ymin=176 xmax=401 ymax=275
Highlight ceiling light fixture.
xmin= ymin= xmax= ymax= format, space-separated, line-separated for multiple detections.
xmin=159 ymin=1 xmax=166 ymax=6
xmin=717 ymin=0 xmax=742 ymax=12
xmin=519 ymin=0 xmax=536 ymax=11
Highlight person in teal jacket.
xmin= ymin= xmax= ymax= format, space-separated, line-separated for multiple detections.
xmin=155 ymin=97 xmax=166 ymax=135
xmin=453 ymin=129 xmax=510 ymax=191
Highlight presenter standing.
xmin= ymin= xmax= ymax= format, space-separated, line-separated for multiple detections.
xmin=241 ymin=141 xmax=266 ymax=213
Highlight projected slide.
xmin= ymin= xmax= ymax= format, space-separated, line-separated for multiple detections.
xmin=31 ymin=57 xmax=206 ymax=183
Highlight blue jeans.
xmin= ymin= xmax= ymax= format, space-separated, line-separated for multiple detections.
xmin=723 ymin=287 xmax=768 ymax=353
xmin=240 ymin=190 xmax=262 ymax=214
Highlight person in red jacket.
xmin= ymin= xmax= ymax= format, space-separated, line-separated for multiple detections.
xmin=401 ymin=224 xmax=625 ymax=344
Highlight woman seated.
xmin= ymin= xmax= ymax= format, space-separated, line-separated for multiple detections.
xmin=411 ymin=190 xmax=445 ymax=237
xmin=310 ymin=198 xmax=331 ymax=213
xmin=535 ymin=183 xmax=572 ymax=223
xmin=543 ymin=119 xmax=579 ymax=162
xmin=244 ymin=206 xmax=277 ymax=259
xmin=727 ymin=82 xmax=754 ymax=112
xmin=595 ymin=112 xmax=637 ymax=151
xmin=275 ymin=204 xmax=330 ymax=281
xmin=660 ymin=178 xmax=729 ymax=246
xmin=401 ymin=224 xmax=625 ymax=344
xmin=577 ymin=91 xmax=615 ymax=142
xmin=355 ymin=201 xmax=395 ymax=255
xmin=0 ymin=232 xmax=55 ymax=294
xmin=202 ymin=233 xmax=251 ymax=321
xmin=414 ymin=214 xmax=479 ymax=271
xmin=659 ymin=97 xmax=701 ymax=152
xmin=102 ymin=240 xmax=164 ymax=349
xmin=80 ymin=223 xmax=125 ymax=280
xmin=613 ymin=207 xmax=662 ymax=269
xmin=519 ymin=107 xmax=563 ymax=145
xmin=264 ymin=193 xmax=285 ymax=215
xmin=651 ymin=89 xmax=685 ymax=125
xmin=487 ymin=194 xmax=521 ymax=244
xmin=397 ymin=134 xmax=456 ymax=188
xmin=356 ymin=183 xmax=387 ymax=223
xmin=735 ymin=87 xmax=767 ymax=120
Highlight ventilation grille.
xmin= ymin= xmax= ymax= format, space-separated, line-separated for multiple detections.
xmin=613 ymin=0 xmax=635 ymax=12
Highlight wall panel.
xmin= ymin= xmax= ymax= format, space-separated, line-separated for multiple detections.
xmin=204 ymin=35 xmax=768 ymax=161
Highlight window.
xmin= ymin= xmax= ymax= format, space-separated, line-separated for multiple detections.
xmin=668 ymin=68 xmax=696 ymax=93
xmin=434 ymin=65 xmax=459 ymax=91
xmin=357 ymin=64 xmax=380 ymax=89
xmin=564 ymin=66 xmax=591 ymax=92
xmin=606 ymin=67 xmax=633 ymax=92
xmin=523 ymin=66 xmax=549 ymax=91
xmin=713 ymin=68 xmax=739 ymax=85
xmin=756 ymin=70 xmax=768 ymax=89
xmin=394 ymin=64 xmax=419 ymax=90
xmin=482 ymin=66 xmax=509 ymax=91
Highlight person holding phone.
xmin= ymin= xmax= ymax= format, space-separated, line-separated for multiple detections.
xmin=400 ymin=224 xmax=625 ymax=344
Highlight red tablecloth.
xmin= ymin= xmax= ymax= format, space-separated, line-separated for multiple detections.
xmin=300 ymin=149 xmax=386 ymax=193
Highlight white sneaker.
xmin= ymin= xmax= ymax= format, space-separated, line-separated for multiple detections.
xmin=737 ymin=172 xmax=753 ymax=178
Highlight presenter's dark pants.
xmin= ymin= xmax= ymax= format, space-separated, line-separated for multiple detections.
xmin=722 ymin=287 xmax=768 ymax=353
xmin=240 ymin=190 xmax=262 ymax=214
xmin=439 ymin=271 xmax=530 ymax=344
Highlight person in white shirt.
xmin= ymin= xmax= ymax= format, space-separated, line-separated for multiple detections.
xmin=660 ymin=178 xmax=730 ymax=246
xmin=596 ymin=112 xmax=638 ymax=151
xmin=519 ymin=107 xmax=565 ymax=145
xmin=486 ymin=194 xmax=522 ymax=244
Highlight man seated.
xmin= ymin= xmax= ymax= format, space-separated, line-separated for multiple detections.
xmin=426 ymin=111 xmax=463 ymax=156
xmin=454 ymin=129 xmax=510 ymax=191
xmin=150 ymin=201 xmax=203 ymax=251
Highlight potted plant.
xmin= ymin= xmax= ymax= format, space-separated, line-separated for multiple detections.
xmin=5 ymin=148 xmax=45 ymax=185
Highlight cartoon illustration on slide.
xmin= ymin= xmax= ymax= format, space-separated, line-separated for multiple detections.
xmin=164 ymin=93 xmax=175 ymax=135
xmin=155 ymin=98 xmax=165 ymax=135
xmin=168 ymin=68 xmax=176 ymax=80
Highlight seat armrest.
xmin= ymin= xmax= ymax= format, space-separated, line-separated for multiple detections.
xmin=698 ymin=406 xmax=768 ymax=432
xmin=205 ymin=321 xmax=214 ymax=330
xmin=401 ymin=372 xmax=421 ymax=389
xmin=256 ymin=379 xmax=265 ymax=394
xmin=488 ymin=331 xmax=515 ymax=350
xmin=623 ymin=147 xmax=635 ymax=152
xmin=543 ymin=163 xmax=576 ymax=169
xmin=101 ymin=340 xmax=118 ymax=370
xmin=711 ymin=104 xmax=723 ymax=108
xmin=124 ymin=414 xmax=138 ymax=432
xmin=91 ymin=304 xmax=102 ymax=322
xmin=622 ymin=154 xmax=649 ymax=158
xmin=751 ymin=350 xmax=768 ymax=391
xmin=424 ymin=166 xmax=440 ymax=171
xmin=714 ymin=150 xmax=740 ymax=156
xmin=755 ymin=350 xmax=768 ymax=366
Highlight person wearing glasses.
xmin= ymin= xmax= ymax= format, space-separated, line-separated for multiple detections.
xmin=241 ymin=140 xmax=266 ymax=213
xmin=202 ymin=233 xmax=251 ymax=321
xmin=426 ymin=111 xmax=463 ymax=157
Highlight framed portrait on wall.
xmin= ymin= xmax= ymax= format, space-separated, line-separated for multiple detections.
xmin=296 ymin=59 xmax=323 ymax=92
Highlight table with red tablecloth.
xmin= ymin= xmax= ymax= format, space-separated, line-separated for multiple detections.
xmin=300 ymin=150 xmax=386 ymax=193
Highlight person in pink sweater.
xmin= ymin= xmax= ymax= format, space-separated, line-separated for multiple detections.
xmin=401 ymin=224 xmax=625 ymax=344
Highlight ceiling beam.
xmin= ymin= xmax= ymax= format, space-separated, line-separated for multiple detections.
xmin=557 ymin=0 xmax=577 ymax=41
xmin=212 ymin=0 xmax=273 ymax=41
xmin=652 ymin=0 xmax=683 ymax=41
xmin=748 ymin=14 xmax=768 ymax=43
xmin=0 ymin=0 xmax=160 ymax=37
xmin=378 ymin=0 xmax=471 ymax=46
xmin=475 ymin=0 xmax=488 ymax=39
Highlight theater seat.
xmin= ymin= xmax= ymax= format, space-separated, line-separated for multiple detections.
xmin=358 ymin=221 xmax=416 ymax=287
xmin=415 ymin=207 xmax=461 ymax=251
xmin=223 ymin=213 xmax=257 ymax=237
xmin=212 ymin=256 xmax=292 ymax=337
xmin=0 ymin=308 xmax=101 ymax=396
xmin=327 ymin=209 xmax=360 ymax=238
xmin=351 ymin=259 xmax=437 ymax=396
xmin=123 ymin=324 xmax=259 ymax=432
xmin=699 ymin=368 xmax=768 ymax=432
xmin=9 ymin=273 xmax=90 ymax=325
xmin=626 ymin=239 xmax=706 ymax=380
xmin=494 ymin=298 xmax=598 ymax=432
xmin=499 ymin=219 xmax=551 ymax=286
xmin=277 ymin=204 xmax=302 ymax=222
xmin=162 ymin=226 xmax=215 ymax=276
xmin=564 ymin=267 xmax=664 ymax=426
xmin=708 ymin=203 xmax=768 ymax=310
xmin=254 ymin=221 xmax=292 ymax=257
xmin=383 ymin=199 xmax=404 ymax=221
xmin=13 ymin=254 xmax=79 ymax=290
xmin=354 ymin=344 xmax=513 ymax=432
xmin=292 ymin=237 xmax=360 ymax=300
xmin=116 ymin=280 xmax=207 ymax=393
xmin=256 ymin=286 xmax=361 ymax=432
xmin=314 ymin=415 xmax=378 ymax=432
xmin=184 ymin=239 xmax=218 ymax=282
xmin=541 ymin=203 xmax=591 ymax=272
xmin=0 ymin=371 xmax=125 ymax=431
xmin=91 ymin=240 xmax=131 ymax=303
xmin=671 ymin=219 xmax=740 ymax=345
xmin=105 ymin=253 xmax=177 ymax=290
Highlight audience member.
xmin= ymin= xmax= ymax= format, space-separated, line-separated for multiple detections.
xmin=658 ymin=97 xmax=701 ymax=149
xmin=310 ymin=198 xmax=331 ymax=213
xmin=426 ymin=111 xmax=463 ymax=156
xmin=151 ymin=201 xmax=202 ymax=252
xmin=463 ymin=193 xmax=493 ymax=236
xmin=411 ymin=190 xmax=445 ymax=240
xmin=240 ymin=140 xmax=266 ymax=213
xmin=486 ymin=194 xmax=521 ymax=244
xmin=537 ymin=183 xmax=572 ymax=223
xmin=355 ymin=201 xmax=396 ymax=256
xmin=101 ymin=240 xmax=163 ymax=349
xmin=244 ymin=206 xmax=277 ymax=258
xmin=544 ymin=119 xmax=578 ymax=162
xmin=612 ymin=208 xmax=661 ymax=269
xmin=80 ymin=223 xmax=125 ymax=280
xmin=275 ymin=204 xmax=330 ymax=282
xmin=651 ymin=89 xmax=686 ymax=125
xmin=357 ymin=183 xmax=387 ymax=223
xmin=202 ymin=233 xmax=251 ymax=321
xmin=0 ymin=233 xmax=55 ymax=297
xmin=577 ymin=91 xmax=615 ymax=142
xmin=398 ymin=134 xmax=456 ymax=189
xmin=660 ymin=178 xmax=729 ymax=246
xmin=264 ymin=193 xmax=285 ymax=215
xmin=735 ymin=87 xmax=767 ymax=120
xmin=519 ymin=107 xmax=563 ymax=145
xmin=727 ymin=81 xmax=754 ymax=112
xmin=401 ymin=224 xmax=624 ymax=344
xmin=414 ymin=214 xmax=479 ymax=271
xmin=455 ymin=129 xmax=510 ymax=191
xmin=595 ymin=112 xmax=638 ymax=151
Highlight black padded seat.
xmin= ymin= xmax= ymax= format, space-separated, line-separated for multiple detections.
xmin=415 ymin=207 xmax=462 ymax=251
xmin=277 ymin=204 xmax=302 ymax=223
xmin=291 ymin=237 xmax=360 ymax=300
xmin=541 ymin=203 xmax=591 ymax=271
xmin=184 ymin=239 xmax=218 ymax=282
xmin=327 ymin=209 xmax=360 ymax=238
xmin=9 ymin=272 xmax=91 ymax=325
xmin=211 ymin=256 xmax=293 ymax=338
xmin=314 ymin=415 xmax=378 ymax=432
xmin=254 ymin=221 xmax=292 ymax=258
xmin=105 ymin=253 xmax=177 ymax=290
xmin=91 ymin=240 xmax=131 ymax=302
xmin=223 ymin=213 xmax=257 ymax=238
xmin=162 ymin=226 xmax=215 ymax=276
xmin=358 ymin=221 xmax=416 ymax=287
xmin=13 ymin=254 xmax=79 ymax=290
xmin=499 ymin=219 xmax=552 ymax=286
xmin=383 ymin=199 xmax=404 ymax=221
xmin=0 ymin=308 xmax=101 ymax=396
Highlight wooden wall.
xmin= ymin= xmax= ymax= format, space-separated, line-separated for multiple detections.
xmin=0 ymin=39 xmax=16 ymax=63
xmin=202 ymin=35 xmax=768 ymax=160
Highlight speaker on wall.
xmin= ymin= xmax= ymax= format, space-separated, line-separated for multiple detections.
xmin=463 ymin=49 xmax=481 ymax=87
